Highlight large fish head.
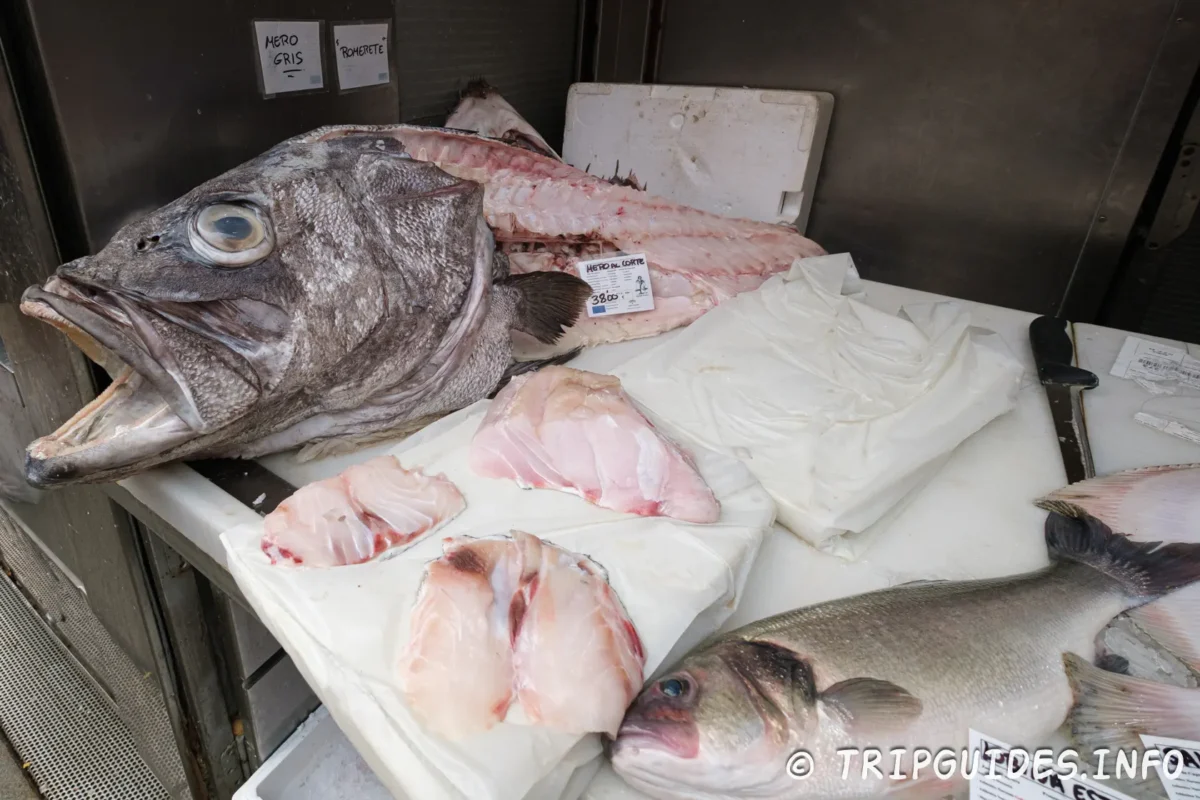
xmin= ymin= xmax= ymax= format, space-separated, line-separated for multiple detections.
xmin=20 ymin=133 xmax=485 ymax=487
xmin=611 ymin=639 xmax=819 ymax=797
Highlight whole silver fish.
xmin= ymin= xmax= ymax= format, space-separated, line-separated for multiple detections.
xmin=20 ymin=132 xmax=589 ymax=487
xmin=611 ymin=514 xmax=1200 ymax=799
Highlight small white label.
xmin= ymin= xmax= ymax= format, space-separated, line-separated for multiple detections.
xmin=576 ymin=253 xmax=654 ymax=317
xmin=1140 ymin=734 xmax=1200 ymax=800
xmin=254 ymin=20 xmax=324 ymax=95
xmin=333 ymin=23 xmax=390 ymax=90
xmin=967 ymin=731 xmax=1139 ymax=800
xmin=1111 ymin=336 xmax=1200 ymax=390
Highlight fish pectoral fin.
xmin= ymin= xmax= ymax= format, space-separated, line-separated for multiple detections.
xmin=818 ymin=678 xmax=923 ymax=734
xmin=498 ymin=272 xmax=592 ymax=344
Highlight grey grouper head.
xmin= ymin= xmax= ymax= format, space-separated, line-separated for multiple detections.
xmin=20 ymin=130 xmax=584 ymax=487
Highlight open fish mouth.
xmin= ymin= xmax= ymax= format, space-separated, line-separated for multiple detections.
xmin=19 ymin=276 xmax=202 ymax=487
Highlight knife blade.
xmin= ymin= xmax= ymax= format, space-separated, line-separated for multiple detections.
xmin=1029 ymin=316 xmax=1099 ymax=484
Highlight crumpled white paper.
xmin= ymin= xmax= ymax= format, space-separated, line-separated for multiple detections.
xmin=614 ymin=254 xmax=1024 ymax=559
xmin=222 ymin=400 xmax=774 ymax=800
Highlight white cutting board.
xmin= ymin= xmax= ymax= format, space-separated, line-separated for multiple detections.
xmin=1075 ymin=324 xmax=1200 ymax=473
xmin=562 ymin=83 xmax=833 ymax=231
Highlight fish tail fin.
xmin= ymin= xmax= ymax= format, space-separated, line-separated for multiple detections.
xmin=1035 ymin=465 xmax=1200 ymax=536
xmin=1128 ymin=585 xmax=1200 ymax=674
xmin=460 ymin=77 xmax=495 ymax=98
xmin=1064 ymin=652 xmax=1197 ymax=800
xmin=498 ymin=271 xmax=591 ymax=344
xmin=1065 ymin=652 xmax=1200 ymax=741
xmin=1045 ymin=512 xmax=1200 ymax=602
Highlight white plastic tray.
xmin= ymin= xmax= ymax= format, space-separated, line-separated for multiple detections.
xmin=233 ymin=707 xmax=394 ymax=800
xmin=562 ymin=82 xmax=833 ymax=232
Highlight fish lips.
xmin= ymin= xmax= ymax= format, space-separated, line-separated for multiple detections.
xmin=22 ymin=281 xmax=207 ymax=431
xmin=19 ymin=278 xmax=219 ymax=487
xmin=612 ymin=717 xmax=700 ymax=760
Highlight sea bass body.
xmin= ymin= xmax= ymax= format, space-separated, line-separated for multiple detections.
xmin=21 ymin=132 xmax=587 ymax=486
xmin=300 ymin=125 xmax=827 ymax=355
xmin=612 ymin=515 xmax=1200 ymax=799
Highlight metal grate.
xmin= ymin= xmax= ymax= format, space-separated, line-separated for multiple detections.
xmin=0 ymin=570 xmax=169 ymax=800
xmin=0 ymin=509 xmax=190 ymax=797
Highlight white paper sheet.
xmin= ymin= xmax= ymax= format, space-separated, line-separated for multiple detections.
xmin=614 ymin=253 xmax=1025 ymax=558
xmin=223 ymin=400 xmax=774 ymax=800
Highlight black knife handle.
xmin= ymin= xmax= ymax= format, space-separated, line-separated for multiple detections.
xmin=1029 ymin=316 xmax=1099 ymax=387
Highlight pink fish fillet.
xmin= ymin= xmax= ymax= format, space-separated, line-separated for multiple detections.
xmin=397 ymin=531 xmax=645 ymax=741
xmin=261 ymin=455 xmax=465 ymax=567
xmin=513 ymin=544 xmax=645 ymax=736
xmin=398 ymin=537 xmax=530 ymax=740
xmin=469 ymin=366 xmax=721 ymax=523
xmin=1037 ymin=464 xmax=1200 ymax=672
xmin=305 ymin=125 xmax=826 ymax=350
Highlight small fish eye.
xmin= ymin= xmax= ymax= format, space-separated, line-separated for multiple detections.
xmin=660 ymin=677 xmax=687 ymax=698
xmin=190 ymin=202 xmax=273 ymax=267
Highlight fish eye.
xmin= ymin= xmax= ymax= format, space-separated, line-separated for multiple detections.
xmin=659 ymin=677 xmax=687 ymax=698
xmin=190 ymin=202 xmax=273 ymax=267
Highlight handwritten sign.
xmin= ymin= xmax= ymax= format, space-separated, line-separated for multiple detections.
xmin=254 ymin=20 xmax=324 ymax=96
xmin=576 ymin=253 xmax=655 ymax=317
xmin=333 ymin=22 xmax=391 ymax=91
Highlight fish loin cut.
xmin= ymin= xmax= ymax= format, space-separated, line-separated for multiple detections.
xmin=398 ymin=537 xmax=523 ymax=740
xmin=261 ymin=479 xmax=375 ymax=567
xmin=343 ymin=456 xmax=467 ymax=546
xmin=469 ymin=366 xmax=720 ymax=523
xmin=261 ymin=456 xmax=464 ymax=567
xmin=397 ymin=531 xmax=645 ymax=741
xmin=513 ymin=546 xmax=645 ymax=736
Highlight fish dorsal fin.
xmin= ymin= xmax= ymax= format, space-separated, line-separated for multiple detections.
xmin=893 ymin=578 xmax=949 ymax=588
xmin=820 ymin=678 xmax=923 ymax=734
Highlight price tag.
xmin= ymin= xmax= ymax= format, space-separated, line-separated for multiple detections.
xmin=576 ymin=254 xmax=655 ymax=317
xmin=1139 ymin=735 xmax=1200 ymax=800
xmin=333 ymin=22 xmax=391 ymax=91
xmin=254 ymin=20 xmax=324 ymax=96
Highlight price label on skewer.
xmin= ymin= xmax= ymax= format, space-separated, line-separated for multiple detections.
xmin=576 ymin=254 xmax=655 ymax=317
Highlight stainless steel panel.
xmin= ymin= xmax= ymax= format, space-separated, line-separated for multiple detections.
xmin=20 ymin=0 xmax=399 ymax=256
xmin=0 ymin=571 xmax=171 ymax=800
xmin=650 ymin=0 xmax=1200 ymax=316
xmin=243 ymin=656 xmax=320 ymax=762
xmin=0 ymin=508 xmax=191 ymax=798
xmin=226 ymin=599 xmax=284 ymax=681
xmin=0 ymin=36 xmax=59 ymax=303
